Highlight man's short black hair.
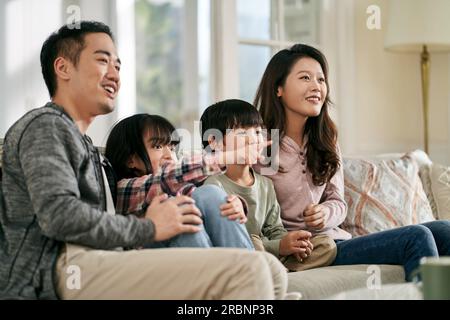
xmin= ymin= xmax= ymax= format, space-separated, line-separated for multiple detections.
xmin=40 ymin=21 xmax=114 ymax=97
xmin=200 ymin=99 xmax=264 ymax=149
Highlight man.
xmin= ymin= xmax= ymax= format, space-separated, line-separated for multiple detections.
xmin=0 ymin=21 xmax=287 ymax=300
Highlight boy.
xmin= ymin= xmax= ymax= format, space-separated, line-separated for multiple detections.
xmin=200 ymin=99 xmax=337 ymax=271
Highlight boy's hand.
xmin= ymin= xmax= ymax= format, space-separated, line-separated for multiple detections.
xmin=294 ymin=239 xmax=314 ymax=261
xmin=145 ymin=194 xmax=203 ymax=241
xmin=220 ymin=194 xmax=247 ymax=224
xmin=304 ymin=204 xmax=329 ymax=231
xmin=279 ymin=230 xmax=313 ymax=257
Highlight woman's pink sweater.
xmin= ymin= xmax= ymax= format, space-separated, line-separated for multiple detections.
xmin=256 ymin=136 xmax=351 ymax=240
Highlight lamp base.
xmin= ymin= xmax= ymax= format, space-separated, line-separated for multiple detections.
xmin=420 ymin=45 xmax=430 ymax=155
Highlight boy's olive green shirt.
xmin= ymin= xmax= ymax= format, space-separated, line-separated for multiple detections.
xmin=204 ymin=168 xmax=287 ymax=257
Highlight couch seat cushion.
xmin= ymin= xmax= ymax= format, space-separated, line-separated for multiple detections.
xmin=287 ymin=264 xmax=405 ymax=299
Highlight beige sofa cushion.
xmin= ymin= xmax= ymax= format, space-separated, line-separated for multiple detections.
xmin=430 ymin=164 xmax=450 ymax=220
xmin=288 ymin=264 xmax=405 ymax=299
xmin=418 ymin=165 xmax=439 ymax=219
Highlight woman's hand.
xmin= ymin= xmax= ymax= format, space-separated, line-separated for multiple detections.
xmin=304 ymin=204 xmax=329 ymax=231
xmin=220 ymin=194 xmax=247 ymax=224
xmin=279 ymin=230 xmax=313 ymax=257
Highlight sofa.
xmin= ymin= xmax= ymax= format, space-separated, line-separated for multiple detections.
xmin=1 ymin=138 xmax=449 ymax=299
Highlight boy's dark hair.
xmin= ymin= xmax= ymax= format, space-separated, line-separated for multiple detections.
xmin=105 ymin=114 xmax=180 ymax=180
xmin=200 ymin=99 xmax=264 ymax=149
xmin=40 ymin=21 xmax=114 ymax=97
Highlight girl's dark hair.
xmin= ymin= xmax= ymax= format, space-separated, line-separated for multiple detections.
xmin=254 ymin=44 xmax=339 ymax=186
xmin=200 ymin=99 xmax=264 ymax=149
xmin=105 ymin=114 xmax=179 ymax=180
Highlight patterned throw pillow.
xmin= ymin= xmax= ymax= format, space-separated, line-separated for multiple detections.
xmin=430 ymin=164 xmax=450 ymax=220
xmin=342 ymin=155 xmax=435 ymax=237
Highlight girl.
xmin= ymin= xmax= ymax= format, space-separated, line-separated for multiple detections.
xmin=104 ymin=114 xmax=253 ymax=250
xmin=254 ymin=43 xmax=450 ymax=281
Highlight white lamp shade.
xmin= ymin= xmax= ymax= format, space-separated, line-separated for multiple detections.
xmin=385 ymin=0 xmax=450 ymax=52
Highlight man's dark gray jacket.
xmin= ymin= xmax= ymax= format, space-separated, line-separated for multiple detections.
xmin=0 ymin=103 xmax=155 ymax=299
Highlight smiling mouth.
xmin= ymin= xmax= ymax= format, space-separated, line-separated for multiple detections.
xmin=103 ymin=85 xmax=116 ymax=97
xmin=306 ymin=96 xmax=321 ymax=103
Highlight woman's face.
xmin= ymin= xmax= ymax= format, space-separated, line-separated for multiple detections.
xmin=277 ymin=57 xmax=327 ymax=119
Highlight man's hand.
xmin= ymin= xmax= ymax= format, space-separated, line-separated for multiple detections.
xmin=144 ymin=194 xmax=203 ymax=242
xmin=217 ymin=138 xmax=272 ymax=166
xmin=220 ymin=194 xmax=247 ymax=224
xmin=279 ymin=230 xmax=313 ymax=257
xmin=304 ymin=204 xmax=329 ymax=231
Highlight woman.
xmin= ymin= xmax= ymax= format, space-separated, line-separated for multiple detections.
xmin=254 ymin=43 xmax=450 ymax=281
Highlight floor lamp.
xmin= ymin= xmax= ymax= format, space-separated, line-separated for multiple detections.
xmin=385 ymin=0 xmax=450 ymax=155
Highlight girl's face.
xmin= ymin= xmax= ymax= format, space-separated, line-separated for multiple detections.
xmin=128 ymin=130 xmax=177 ymax=176
xmin=277 ymin=57 xmax=327 ymax=119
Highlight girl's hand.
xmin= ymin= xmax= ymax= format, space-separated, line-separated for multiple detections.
xmin=220 ymin=194 xmax=247 ymax=224
xmin=303 ymin=204 xmax=329 ymax=231
xmin=279 ymin=230 xmax=312 ymax=257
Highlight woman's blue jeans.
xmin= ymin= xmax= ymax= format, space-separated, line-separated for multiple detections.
xmin=147 ymin=185 xmax=254 ymax=250
xmin=332 ymin=220 xmax=450 ymax=281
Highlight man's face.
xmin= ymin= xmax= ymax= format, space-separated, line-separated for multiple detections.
xmin=69 ymin=32 xmax=121 ymax=116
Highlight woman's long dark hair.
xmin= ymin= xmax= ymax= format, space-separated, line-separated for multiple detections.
xmin=254 ymin=44 xmax=339 ymax=186
xmin=105 ymin=114 xmax=179 ymax=180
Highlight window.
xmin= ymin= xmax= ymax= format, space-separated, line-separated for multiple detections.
xmin=115 ymin=0 xmax=322 ymax=144
xmin=133 ymin=0 xmax=210 ymax=136
xmin=237 ymin=0 xmax=321 ymax=102
xmin=0 ymin=0 xmax=64 ymax=137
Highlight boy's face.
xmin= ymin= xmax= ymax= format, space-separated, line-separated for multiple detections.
xmin=220 ymin=126 xmax=264 ymax=165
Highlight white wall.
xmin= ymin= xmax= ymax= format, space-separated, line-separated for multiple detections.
xmin=0 ymin=0 xmax=119 ymax=147
xmin=0 ymin=0 xmax=62 ymax=138
xmin=347 ymin=0 xmax=450 ymax=164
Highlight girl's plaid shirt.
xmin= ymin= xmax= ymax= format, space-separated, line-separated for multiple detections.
xmin=115 ymin=153 xmax=223 ymax=216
